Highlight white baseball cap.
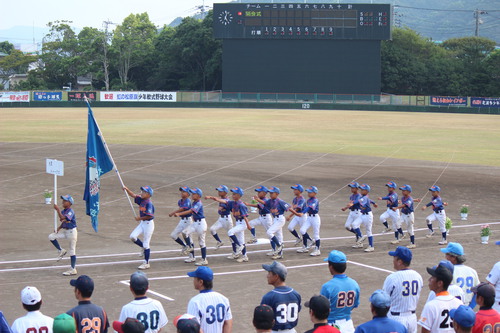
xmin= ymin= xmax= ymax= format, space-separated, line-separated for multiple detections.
xmin=21 ymin=286 xmax=42 ymax=305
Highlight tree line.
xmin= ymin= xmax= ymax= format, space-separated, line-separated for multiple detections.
xmin=0 ymin=11 xmax=498 ymax=96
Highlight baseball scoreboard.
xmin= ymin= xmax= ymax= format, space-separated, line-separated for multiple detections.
xmin=214 ymin=3 xmax=392 ymax=95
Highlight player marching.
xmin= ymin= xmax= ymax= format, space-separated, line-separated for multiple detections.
xmin=123 ymin=186 xmax=155 ymax=270
xmin=341 ymin=182 xmax=363 ymax=244
xmin=352 ymin=184 xmax=378 ymax=252
xmin=245 ymin=186 xmax=274 ymax=254
xmin=377 ymin=181 xmax=404 ymax=240
xmin=286 ymin=184 xmax=307 ymax=247
xmin=297 ymin=186 xmax=322 ymax=256
xmin=393 ymin=185 xmax=417 ymax=248
xmin=175 ymin=188 xmax=208 ymax=266
xmin=169 ymin=186 xmax=194 ymax=255
xmin=206 ymin=185 xmax=233 ymax=250
xmin=48 ymin=195 xmax=78 ymax=276
xmin=421 ymin=185 xmax=448 ymax=245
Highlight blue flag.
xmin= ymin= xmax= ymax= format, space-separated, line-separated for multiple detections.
xmin=83 ymin=103 xmax=114 ymax=232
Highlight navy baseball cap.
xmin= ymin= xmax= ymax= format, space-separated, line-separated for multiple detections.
xmin=253 ymin=305 xmax=274 ymax=330
xmin=426 ymin=262 xmax=453 ymax=284
xmin=304 ymin=295 xmax=330 ymax=319
xmin=471 ymin=282 xmax=496 ymax=299
xmin=324 ymin=250 xmax=347 ymax=263
xmin=369 ymin=289 xmax=391 ymax=308
xmin=306 ymin=186 xmax=318 ymax=193
xmin=130 ymin=271 xmax=148 ymax=290
xmin=230 ymin=187 xmax=244 ymax=196
xmin=429 ymin=185 xmax=441 ymax=192
xmin=385 ymin=181 xmax=397 ymax=189
xmin=140 ymin=186 xmax=153 ymax=197
xmin=399 ymin=184 xmax=412 ymax=192
xmin=268 ymin=186 xmax=280 ymax=194
xmin=291 ymin=184 xmax=304 ymax=192
xmin=70 ymin=275 xmax=94 ymax=295
xmin=348 ymin=182 xmax=360 ymax=188
xmin=358 ymin=183 xmax=371 ymax=191
xmin=254 ymin=185 xmax=269 ymax=193
xmin=176 ymin=318 xmax=200 ymax=333
xmin=60 ymin=195 xmax=74 ymax=205
xmin=113 ymin=318 xmax=146 ymax=333
xmin=388 ymin=246 xmax=412 ymax=263
xmin=216 ymin=185 xmax=229 ymax=193
xmin=440 ymin=242 xmax=464 ymax=256
xmin=189 ymin=187 xmax=203 ymax=196
xmin=187 ymin=266 xmax=213 ymax=281
xmin=179 ymin=186 xmax=191 ymax=193
xmin=450 ymin=305 xmax=476 ymax=328
xmin=262 ymin=261 xmax=287 ymax=280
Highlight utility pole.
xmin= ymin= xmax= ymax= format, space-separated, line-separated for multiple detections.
xmin=102 ymin=20 xmax=116 ymax=91
xmin=474 ymin=9 xmax=487 ymax=37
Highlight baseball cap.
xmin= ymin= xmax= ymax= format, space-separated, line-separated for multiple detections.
xmin=496 ymin=241 xmax=500 ymax=245
xmin=69 ymin=275 xmax=94 ymax=295
xmin=268 ymin=186 xmax=280 ymax=194
xmin=324 ymin=250 xmax=347 ymax=263
xmin=176 ymin=317 xmax=200 ymax=333
xmin=436 ymin=260 xmax=455 ymax=273
xmin=53 ymin=313 xmax=76 ymax=333
xmin=130 ymin=271 xmax=148 ymax=290
xmin=230 ymin=187 xmax=244 ymax=196
xmin=358 ymin=183 xmax=371 ymax=191
xmin=399 ymin=184 xmax=412 ymax=192
xmin=60 ymin=195 xmax=74 ymax=205
xmin=388 ymin=246 xmax=412 ymax=263
xmin=216 ymin=185 xmax=229 ymax=193
xmin=291 ymin=184 xmax=304 ymax=192
xmin=21 ymin=286 xmax=41 ymax=305
xmin=140 ymin=186 xmax=153 ymax=197
xmin=253 ymin=305 xmax=274 ymax=330
xmin=173 ymin=314 xmax=198 ymax=327
xmin=262 ymin=261 xmax=287 ymax=280
xmin=385 ymin=181 xmax=397 ymax=189
xmin=254 ymin=185 xmax=268 ymax=193
xmin=429 ymin=185 xmax=441 ymax=192
xmin=113 ymin=318 xmax=145 ymax=333
xmin=426 ymin=262 xmax=453 ymax=284
xmin=450 ymin=305 xmax=476 ymax=328
xmin=179 ymin=186 xmax=191 ymax=193
xmin=305 ymin=186 xmax=318 ymax=193
xmin=304 ymin=295 xmax=330 ymax=319
xmin=187 ymin=266 xmax=213 ymax=281
xmin=348 ymin=182 xmax=360 ymax=188
xmin=440 ymin=242 xmax=464 ymax=256
xmin=471 ymin=282 xmax=496 ymax=299
xmin=189 ymin=187 xmax=203 ymax=196
xmin=369 ymin=289 xmax=391 ymax=308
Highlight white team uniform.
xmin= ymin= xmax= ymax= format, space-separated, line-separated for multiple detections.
xmin=360 ymin=212 xmax=373 ymax=238
xmin=228 ymin=219 xmax=247 ymax=245
xmin=380 ymin=208 xmax=401 ymax=231
xmin=249 ymin=214 xmax=272 ymax=233
xmin=451 ymin=264 xmax=479 ymax=305
xmin=486 ymin=261 xmax=500 ymax=312
xmin=187 ymin=290 xmax=233 ymax=333
xmin=11 ymin=311 xmax=54 ymax=333
xmin=119 ymin=297 xmax=168 ymax=333
xmin=210 ymin=215 xmax=233 ymax=235
xmin=130 ymin=220 xmax=154 ymax=249
xmin=418 ymin=292 xmax=462 ymax=333
xmin=399 ymin=212 xmax=415 ymax=236
xmin=426 ymin=285 xmax=465 ymax=304
xmin=426 ymin=210 xmax=447 ymax=233
xmin=48 ymin=228 xmax=77 ymax=256
xmin=300 ymin=214 xmax=321 ymax=241
xmin=186 ymin=219 xmax=208 ymax=248
xmin=383 ymin=269 xmax=423 ymax=333
xmin=287 ymin=214 xmax=306 ymax=233
xmin=344 ymin=209 xmax=361 ymax=230
xmin=267 ymin=215 xmax=286 ymax=244
xmin=170 ymin=217 xmax=193 ymax=240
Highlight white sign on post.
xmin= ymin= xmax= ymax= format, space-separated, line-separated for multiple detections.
xmin=46 ymin=159 xmax=64 ymax=176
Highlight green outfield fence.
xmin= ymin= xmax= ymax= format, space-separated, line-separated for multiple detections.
xmin=1 ymin=91 xmax=499 ymax=114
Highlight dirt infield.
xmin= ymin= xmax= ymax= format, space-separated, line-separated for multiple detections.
xmin=1 ymin=142 xmax=499 ymax=332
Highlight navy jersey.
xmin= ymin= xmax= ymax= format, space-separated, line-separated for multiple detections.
xmin=354 ymin=316 xmax=407 ymax=333
xmin=292 ymin=196 xmax=306 ymax=213
xmin=261 ymin=286 xmax=301 ymax=331
xmin=359 ymin=195 xmax=375 ymax=214
xmin=266 ymin=198 xmax=290 ymax=217
xmin=135 ymin=196 xmax=154 ymax=220
xmin=218 ymin=198 xmax=230 ymax=216
xmin=61 ymin=208 xmax=77 ymax=229
xmin=191 ymin=200 xmax=204 ymax=220
xmin=227 ymin=200 xmax=248 ymax=221
xmin=305 ymin=197 xmax=320 ymax=215
xmin=426 ymin=196 xmax=444 ymax=212
xmin=349 ymin=193 xmax=361 ymax=211
xmin=382 ymin=192 xmax=398 ymax=209
xmin=257 ymin=198 xmax=271 ymax=215
xmin=320 ymin=274 xmax=360 ymax=323
xmin=67 ymin=301 xmax=109 ymax=333
xmin=178 ymin=198 xmax=192 ymax=218
xmin=401 ymin=195 xmax=414 ymax=214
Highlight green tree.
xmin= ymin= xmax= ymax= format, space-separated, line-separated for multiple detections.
xmin=77 ymin=27 xmax=110 ymax=90
xmin=0 ymin=49 xmax=37 ymax=87
xmin=0 ymin=41 xmax=14 ymax=55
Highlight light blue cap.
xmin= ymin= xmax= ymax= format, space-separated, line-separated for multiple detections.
xmin=324 ymin=250 xmax=347 ymax=263
xmin=369 ymin=289 xmax=391 ymax=308
xmin=440 ymin=242 xmax=464 ymax=256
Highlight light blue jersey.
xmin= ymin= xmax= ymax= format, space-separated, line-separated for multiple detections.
xmin=320 ymin=274 xmax=360 ymax=323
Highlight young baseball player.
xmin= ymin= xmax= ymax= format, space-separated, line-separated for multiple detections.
xmin=297 ymin=186 xmax=322 ymax=256
xmin=352 ymin=184 xmax=378 ymax=252
xmin=48 ymin=195 xmax=78 ymax=276
xmin=393 ymin=185 xmax=417 ymax=248
xmin=123 ymin=186 xmax=155 ymax=270
xmin=245 ymin=186 xmax=273 ymax=254
xmin=341 ymin=182 xmax=362 ymax=243
xmin=174 ymin=188 xmax=208 ymax=265
xmin=169 ymin=186 xmax=194 ymax=255
xmin=378 ymin=181 xmax=404 ymax=241
xmin=421 ymin=185 xmax=448 ymax=244
xmin=286 ymin=184 xmax=307 ymax=246
xmin=206 ymin=185 xmax=233 ymax=250
xmin=11 ymin=286 xmax=53 ymax=333
xmin=354 ymin=290 xmax=407 ymax=333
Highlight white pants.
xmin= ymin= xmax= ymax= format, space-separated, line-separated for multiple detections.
xmin=426 ymin=210 xmax=446 ymax=232
xmin=130 ymin=220 xmax=155 ymax=249
xmin=361 ymin=212 xmax=373 ymax=237
xmin=380 ymin=208 xmax=401 ymax=230
xmin=49 ymin=228 xmax=77 ymax=255
xmin=186 ymin=219 xmax=207 ymax=247
xmin=344 ymin=210 xmax=361 ymax=229
xmin=228 ymin=219 xmax=247 ymax=245
xmin=288 ymin=214 xmax=306 ymax=232
xmin=210 ymin=215 xmax=233 ymax=234
xmin=330 ymin=319 xmax=354 ymax=333
xmin=249 ymin=214 xmax=272 ymax=232
xmin=171 ymin=217 xmax=193 ymax=240
xmin=399 ymin=213 xmax=415 ymax=236
xmin=388 ymin=313 xmax=417 ymax=333
xmin=300 ymin=214 xmax=321 ymax=240
xmin=267 ymin=215 xmax=285 ymax=243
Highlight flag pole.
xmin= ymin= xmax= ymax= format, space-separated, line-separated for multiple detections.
xmin=84 ymin=97 xmax=137 ymax=218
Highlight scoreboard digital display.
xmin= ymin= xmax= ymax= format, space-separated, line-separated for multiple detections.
xmin=214 ymin=3 xmax=391 ymax=40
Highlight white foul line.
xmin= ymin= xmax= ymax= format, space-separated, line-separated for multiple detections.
xmin=119 ymin=280 xmax=175 ymax=302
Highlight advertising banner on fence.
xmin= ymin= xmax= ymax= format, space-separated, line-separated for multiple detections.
xmin=68 ymin=92 xmax=97 ymax=101
xmin=33 ymin=91 xmax=62 ymax=101
xmin=470 ymin=97 xmax=500 ymax=107
xmin=100 ymin=91 xmax=177 ymax=102
xmin=0 ymin=91 xmax=30 ymax=102
xmin=430 ymin=96 xmax=467 ymax=106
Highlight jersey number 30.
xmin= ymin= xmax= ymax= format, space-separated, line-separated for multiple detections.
xmin=276 ymin=303 xmax=299 ymax=324
xmin=206 ymin=304 xmax=226 ymax=324
xmin=137 ymin=311 xmax=160 ymax=330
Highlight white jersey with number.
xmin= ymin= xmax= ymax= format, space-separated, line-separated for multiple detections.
xmin=486 ymin=261 xmax=500 ymax=312
xmin=418 ymin=292 xmax=462 ymax=333
xmin=119 ymin=297 xmax=168 ymax=333
xmin=452 ymin=264 xmax=479 ymax=305
xmin=426 ymin=285 xmax=465 ymax=304
xmin=11 ymin=311 xmax=53 ymax=333
xmin=383 ymin=269 xmax=423 ymax=313
xmin=187 ymin=290 xmax=232 ymax=333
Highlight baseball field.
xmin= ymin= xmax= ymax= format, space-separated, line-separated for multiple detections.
xmin=1 ymin=106 xmax=499 ymax=332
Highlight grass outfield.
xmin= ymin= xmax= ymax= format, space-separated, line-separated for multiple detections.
xmin=1 ymin=107 xmax=500 ymax=166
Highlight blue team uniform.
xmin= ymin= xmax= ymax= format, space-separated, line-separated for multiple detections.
xmin=61 ymin=208 xmax=77 ymax=229
xmin=227 ymin=200 xmax=248 ymax=220
xmin=426 ymin=196 xmax=444 ymax=212
xmin=134 ymin=196 xmax=154 ymax=220
xmin=320 ymin=274 xmax=360 ymax=323
xmin=382 ymin=192 xmax=398 ymax=209
xmin=359 ymin=195 xmax=374 ymax=214
xmin=218 ymin=199 xmax=230 ymax=217
xmin=266 ymin=198 xmax=290 ymax=217
xmin=178 ymin=198 xmax=192 ymax=217
xmin=292 ymin=196 xmax=306 ymax=213
xmin=401 ymin=196 xmax=414 ymax=214
xmin=0 ymin=311 xmax=12 ymax=333
xmin=191 ymin=200 xmax=204 ymax=221
xmin=349 ymin=193 xmax=361 ymax=211
xmin=261 ymin=286 xmax=301 ymax=331
xmin=257 ymin=198 xmax=271 ymax=216
xmin=305 ymin=197 xmax=320 ymax=215
xmin=354 ymin=316 xmax=407 ymax=333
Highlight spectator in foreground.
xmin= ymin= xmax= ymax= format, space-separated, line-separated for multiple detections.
xmin=0 ymin=311 xmax=13 ymax=333
xmin=252 ymin=305 xmax=274 ymax=333
xmin=470 ymin=282 xmax=500 ymax=333
xmin=113 ymin=318 xmax=145 ymax=333
xmin=354 ymin=290 xmax=407 ymax=333
xmin=11 ymin=286 xmax=53 ymax=333
xmin=53 ymin=314 xmax=76 ymax=333
xmin=173 ymin=314 xmax=201 ymax=333
xmin=304 ymin=295 xmax=340 ymax=333
xmin=450 ymin=305 xmax=475 ymax=333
